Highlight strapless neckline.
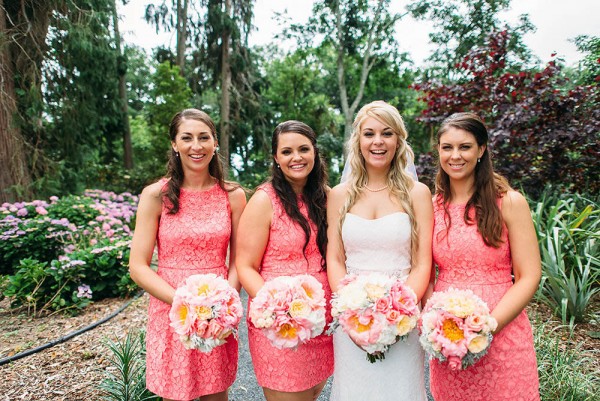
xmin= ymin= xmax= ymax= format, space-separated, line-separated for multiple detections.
xmin=346 ymin=211 xmax=408 ymax=221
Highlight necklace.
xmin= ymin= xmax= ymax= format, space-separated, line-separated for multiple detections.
xmin=364 ymin=183 xmax=388 ymax=192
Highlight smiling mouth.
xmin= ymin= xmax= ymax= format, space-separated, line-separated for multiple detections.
xmin=448 ymin=163 xmax=465 ymax=168
xmin=189 ymin=154 xmax=205 ymax=160
xmin=289 ymin=164 xmax=306 ymax=170
xmin=370 ymin=150 xmax=386 ymax=155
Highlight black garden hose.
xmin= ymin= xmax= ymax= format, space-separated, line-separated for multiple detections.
xmin=0 ymin=292 xmax=143 ymax=366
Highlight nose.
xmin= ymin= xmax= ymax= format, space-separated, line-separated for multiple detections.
xmin=373 ymin=134 xmax=384 ymax=145
xmin=292 ymin=151 xmax=303 ymax=161
xmin=450 ymin=147 xmax=461 ymax=159
xmin=192 ymin=138 xmax=203 ymax=149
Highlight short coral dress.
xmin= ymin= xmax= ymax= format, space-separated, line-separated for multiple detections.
xmin=146 ymin=183 xmax=237 ymax=400
xmin=429 ymin=196 xmax=540 ymax=401
xmin=247 ymin=183 xmax=334 ymax=392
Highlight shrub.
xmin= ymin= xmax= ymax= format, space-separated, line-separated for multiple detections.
xmin=531 ymin=191 xmax=600 ymax=325
xmin=99 ymin=330 xmax=159 ymax=401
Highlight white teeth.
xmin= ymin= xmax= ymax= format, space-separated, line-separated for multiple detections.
xmin=189 ymin=155 xmax=204 ymax=160
xmin=290 ymin=165 xmax=305 ymax=170
xmin=371 ymin=150 xmax=386 ymax=154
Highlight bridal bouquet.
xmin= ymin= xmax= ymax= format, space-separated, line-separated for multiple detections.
xmin=329 ymin=272 xmax=419 ymax=363
xmin=169 ymin=273 xmax=243 ymax=352
xmin=249 ymin=274 xmax=327 ymax=349
xmin=419 ymin=288 xmax=498 ymax=370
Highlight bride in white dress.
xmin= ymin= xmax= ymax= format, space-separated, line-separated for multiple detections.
xmin=326 ymin=101 xmax=433 ymax=401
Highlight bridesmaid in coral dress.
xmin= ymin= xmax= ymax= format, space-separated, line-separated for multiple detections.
xmin=129 ymin=109 xmax=246 ymax=401
xmin=427 ymin=112 xmax=541 ymax=401
xmin=236 ymin=121 xmax=333 ymax=401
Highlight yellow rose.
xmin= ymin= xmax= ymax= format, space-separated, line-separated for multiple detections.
xmin=196 ymin=305 xmax=213 ymax=320
xmin=365 ymin=283 xmax=386 ymax=301
xmin=467 ymin=334 xmax=489 ymax=354
xmin=289 ymin=299 xmax=310 ymax=318
xmin=396 ymin=315 xmax=416 ymax=336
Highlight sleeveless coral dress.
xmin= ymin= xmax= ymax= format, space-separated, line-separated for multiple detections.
xmin=146 ymin=183 xmax=237 ymax=400
xmin=430 ymin=196 xmax=540 ymax=401
xmin=247 ymin=183 xmax=334 ymax=392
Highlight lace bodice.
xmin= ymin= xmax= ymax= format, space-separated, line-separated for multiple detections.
xmin=157 ymin=183 xmax=231 ymax=272
xmin=342 ymin=212 xmax=412 ymax=279
xmin=258 ymin=183 xmax=324 ymax=279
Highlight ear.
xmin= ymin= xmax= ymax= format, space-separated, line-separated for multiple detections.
xmin=478 ymin=144 xmax=486 ymax=158
xmin=171 ymin=141 xmax=178 ymax=152
xmin=273 ymin=155 xmax=279 ymax=165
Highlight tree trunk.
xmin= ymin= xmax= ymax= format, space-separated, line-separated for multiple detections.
xmin=112 ymin=0 xmax=133 ymax=169
xmin=176 ymin=0 xmax=189 ymax=76
xmin=219 ymin=0 xmax=232 ymax=173
xmin=0 ymin=0 xmax=32 ymax=202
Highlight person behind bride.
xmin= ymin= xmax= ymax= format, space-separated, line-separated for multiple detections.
xmin=326 ymin=100 xmax=432 ymax=401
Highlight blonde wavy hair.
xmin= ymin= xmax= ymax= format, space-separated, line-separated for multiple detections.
xmin=339 ymin=100 xmax=418 ymax=256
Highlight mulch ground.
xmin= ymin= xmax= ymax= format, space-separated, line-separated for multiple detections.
xmin=0 ymin=294 xmax=149 ymax=400
xmin=0 ymin=294 xmax=597 ymax=400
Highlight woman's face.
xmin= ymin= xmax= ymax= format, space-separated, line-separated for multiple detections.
xmin=359 ymin=117 xmax=398 ymax=171
xmin=438 ymin=127 xmax=485 ymax=183
xmin=273 ymin=132 xmax=315 ymax=193
xmin=171 ymin=118 xmax=217 ymax=174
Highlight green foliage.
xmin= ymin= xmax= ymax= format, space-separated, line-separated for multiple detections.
xmin=408 ymin=0 xmax=534 ymax=78
xmin=99 ymin=330 xmax=159 ymax=401
xmin=574 ymin=35 xmax=600 ymax=85
xmin=3 ymin=258 xmax=91 ymax=316
xmin=531 ymin=191 xmax=600 ymax=326
xmin=534 ymin=321 xmax=600 ymax=400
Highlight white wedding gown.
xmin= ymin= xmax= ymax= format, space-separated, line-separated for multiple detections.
xmin=330 ymin=212 xmax=427 ymax=401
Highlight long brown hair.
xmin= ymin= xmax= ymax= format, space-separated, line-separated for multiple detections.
xmin=270 ymin=121 xmax=329 ymax=269
xmin=163 ymin=108 xmax=230 ymax=214
xmin=435 ymin=112 xmax=510 ymax=247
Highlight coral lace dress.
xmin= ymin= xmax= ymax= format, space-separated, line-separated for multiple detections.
xmin=430 ymin=196 xmax=540 ymax=401
xmin=146 ymin=183 xmax=237 ymax=400
xmin=247 ymin=183 xmax=334 ymax=392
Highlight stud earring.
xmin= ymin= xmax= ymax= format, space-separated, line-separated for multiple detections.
xmin=176 ymin=151 xmax=180 ymax=157
xmin=277 ymin=164 xmax=280 ymax=169
xmin=477 ymin=158 xmax=481 ymax=163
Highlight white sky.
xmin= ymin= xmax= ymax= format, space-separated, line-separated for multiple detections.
xmin=119 ymin=0 xmax=600 ymax=67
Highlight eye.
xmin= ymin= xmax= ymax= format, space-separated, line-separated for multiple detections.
xmin=362 ymin=131 xmax=374 ymax=137
xmin=460 ymin=145 xmax=472 ymax=150
xmin=300 ymin=146 xmax=311 ymax=153
xmin=383 ymin=131 xmax=394 ymax=137
xmin=441 ymin=145 xmax=452 ymax=150
xmin=200 ymin=135 xmax=211 ymax=141
xmin=281 ymin=149 xmax=291 ymax=155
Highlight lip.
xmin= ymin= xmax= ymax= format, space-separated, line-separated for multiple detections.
xmin=288 ymin=163 xmax=307 ymax=170
xmin=189 ymin=154 xmax=206 ymax=161
xmin=448 ymin=162 xmax=466 ymax=170
xmin=370 ymin=149 xmax=387 ymax=157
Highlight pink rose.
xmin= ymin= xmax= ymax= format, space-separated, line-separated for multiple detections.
xmin=464 ymin=313 xmax=486 ymax=332
xmin=375 ymin=297 xmax=391 ymax=313
xmin=447 ymin=356 xmax=463 ymax=371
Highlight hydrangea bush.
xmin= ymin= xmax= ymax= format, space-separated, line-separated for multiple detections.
xmin=0 ymin=190 xmax=139 ymax=315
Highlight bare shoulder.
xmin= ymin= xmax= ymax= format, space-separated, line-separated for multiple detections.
xmin=328 ymin=183 xmax=350 ymax=207
xmin=501 ymin=190 xmax=530 ymax=221
xmin=409 ymin=181 xmax=433 ymax=202
xmin=227 ymin=186 xmax=247 ymax=204
xmin=246 ymin=187 xmax=272 ymax=210
xmin=140 ymin=181 xmax=164 ymax=201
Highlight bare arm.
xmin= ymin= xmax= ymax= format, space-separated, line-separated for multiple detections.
xmin=128 ymin=182 xmax=176 ymax=305
xmin=404 ymin=182 xmax=433 ymax=301
xmin=491 ymin=191 xmax=541 ymax=333
xmin=326 ymin=184 xmax=348 ymax=293
xmin=226 ymin=187 xmax=247 ymax=292
xmin=235 ymin=189 xmax=272 ymax=298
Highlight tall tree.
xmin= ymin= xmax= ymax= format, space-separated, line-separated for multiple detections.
xmin=112 ymin=0 xmax=133 ymax=169
xmin=285 ymin=0 xmax=404 ymax=143
xmin=408 ymin=0 xmax=534 ymax=78
xmin=0 ymin=0 xmax=33 ymax=202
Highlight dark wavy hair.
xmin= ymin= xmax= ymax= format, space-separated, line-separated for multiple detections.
xmin=270 ymin=121 xmax=329 ymax=269
xmin=435 ymin=112 xmax=510 ymax=248
xmin=163 ymin=108 xmax=229 ymax=214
